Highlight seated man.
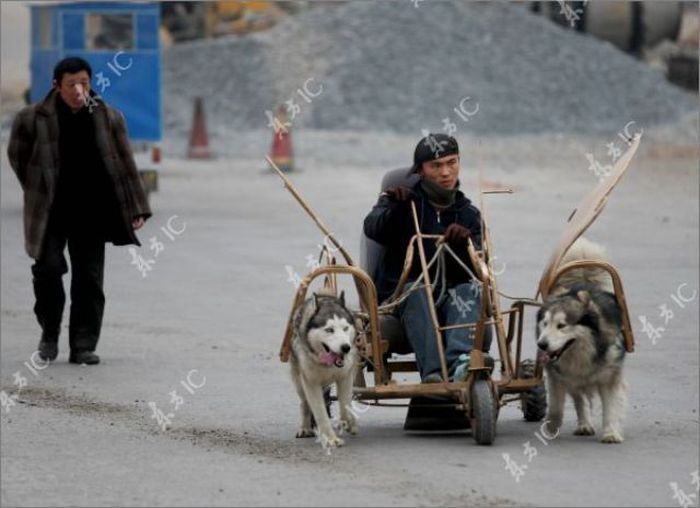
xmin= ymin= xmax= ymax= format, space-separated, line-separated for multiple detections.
xmin=363 ymin=133 xmax=491 ymax=383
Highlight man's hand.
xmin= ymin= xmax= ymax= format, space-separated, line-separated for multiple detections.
xmin=382 ymin=186 xmax=413 ymax=202
xmin=443 ymin=223 xmax=472 ymax=247
xmin=132 ymin=217 xmax=145 ymax=230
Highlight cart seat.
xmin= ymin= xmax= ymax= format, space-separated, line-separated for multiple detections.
xmin=360 ymin=167 xmax=419 ymax=283
xmin=361 ymin=167 xmax=419 ymax=357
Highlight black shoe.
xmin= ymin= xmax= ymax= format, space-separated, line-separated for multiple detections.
xmin=37 ymin=335 xmax=58 ymax=362
xmin=69 ymin=350 xmax=100 ymax=365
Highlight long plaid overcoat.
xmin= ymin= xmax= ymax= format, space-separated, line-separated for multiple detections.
xmin=7 ymin=90 xmax=152 ymax=259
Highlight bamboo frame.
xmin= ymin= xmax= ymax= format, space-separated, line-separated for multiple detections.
xmin=276 ymin=196 xmax=545 ymax=404
xmin=267 ymin=155 xmax=355 ymax=267
xmin=469 ymin=191 xmax=518 ymax=382
xmin=409 ymin=202 xmax=450 ymax=382
xmin=269 ymin=134 xmax=645 ymax=448
xmin=545 ymin=259 xmax=635 ymax=352
xmin=537 ymin=135 xmax=642 ymax=298
xmin=277 ymin=265 xmax=388 ymax=384
xmin=273 ymin=137 xmax=643 ymax=415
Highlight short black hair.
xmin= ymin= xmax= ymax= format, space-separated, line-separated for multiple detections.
xmin=53 ymin=57 xmax=92 ymax=84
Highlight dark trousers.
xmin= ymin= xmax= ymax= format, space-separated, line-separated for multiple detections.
xmin=31 ymin=221 xmax=105 ymax=352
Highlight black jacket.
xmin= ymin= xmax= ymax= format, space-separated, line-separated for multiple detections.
xmin=53 ymin=95 xmax=125 ymax=240
xmin=363 ymin=181 xmax=482 ymax=302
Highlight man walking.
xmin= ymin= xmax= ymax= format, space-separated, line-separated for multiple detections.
xmin=7 ymin=57 xmax=151 ymax=365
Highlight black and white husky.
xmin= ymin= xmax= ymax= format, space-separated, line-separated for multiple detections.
xmin=290 ymin=290 xmax=359 ymax=448
xmin=537 ymin=238 xmax=627 ymax=443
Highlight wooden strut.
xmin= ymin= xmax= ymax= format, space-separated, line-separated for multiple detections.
xmin=409 ymin=201 xmax=450 ymax=382
xmin=548 ymin=259 xmax=636 ymax=353
xmin=267 ymin=155 xmax=372 ymax=321
xmin=266 ymin=155 xmax=355 ymax=267
xmin=278 ymin=265 xmax=384 ymax=386
xmin=271 ymin=152 xmax=548 ymax=403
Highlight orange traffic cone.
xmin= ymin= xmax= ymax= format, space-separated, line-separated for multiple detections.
xmin=269 ymin=106 xmax=293 ymax=172
xmin=188 ymin=96 xmax=212 ymax=159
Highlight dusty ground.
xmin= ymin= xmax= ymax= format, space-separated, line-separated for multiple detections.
xmin=1 ymin=132 xmax=698 ymax=507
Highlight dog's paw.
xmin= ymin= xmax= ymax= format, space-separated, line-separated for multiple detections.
xmin=574 ymin=424 xmax=596 ymax=436
xmin=600 ymin=430 xmax=624 ymax=444
xmin=543 ymin=419 xmax=562 ymax=437
xmin=320 ymin=434 xmax=345 ymax=448
xmin=296 ymin=428 xmax=315 ymax=438
xmin=339 ymin=419 xmax=359 ymax=435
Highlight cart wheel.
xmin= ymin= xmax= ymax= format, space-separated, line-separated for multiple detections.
xmin=471 ymin=379 xmax=497 ymax=445
xmin=519 ymin=359 xmax=547 ymax=422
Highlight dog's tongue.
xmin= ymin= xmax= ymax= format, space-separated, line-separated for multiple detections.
xmin=320 ymin=351 xmax=341 ymax=367
xmin=537 ymin=349 xmax=550 ymax=364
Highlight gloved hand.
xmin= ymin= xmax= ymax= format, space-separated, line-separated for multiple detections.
xmin=443 ymin=223 xmax=472 ymax=247
xmin=382 ymin=186 xmax=413 ymax=202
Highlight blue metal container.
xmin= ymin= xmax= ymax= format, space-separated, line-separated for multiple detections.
xmin=30 ymin=2 xmax=161 ymax=143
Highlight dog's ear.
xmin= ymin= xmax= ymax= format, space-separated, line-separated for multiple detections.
xmin=312 ymin=292 xmax=320 ymax=311
xmin=576 ymin=290 xmax=591 ymax=306
xmin=338 ymin=290 xmax=346 ymax=307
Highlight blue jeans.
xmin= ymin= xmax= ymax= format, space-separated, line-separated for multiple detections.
xmin=398 ymin=281 xmax=491 ymax=379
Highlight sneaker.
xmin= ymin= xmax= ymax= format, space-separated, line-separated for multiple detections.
xmin=452 ymin=353 xmax=495 ymax=381
xmin=37 ymin=334 xmax=58 ymax=362
xmin=69 ymin=350 xmax=100 ymax=365
xmin=421 ymin=372 xmax=444 ymax=384
xmin=452 ymin=354 xmax=471 ymax=381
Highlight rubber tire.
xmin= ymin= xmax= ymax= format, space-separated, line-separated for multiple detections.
xmin=519 ymin=359 xmax=547 ymax=422
xmin=471 ymin=379 xmax=497 ymax=445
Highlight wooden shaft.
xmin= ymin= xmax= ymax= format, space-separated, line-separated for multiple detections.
xmin=278 ymin=265 xmax=384 ymax=386
xmin=549 ymin=260 xmax=635 ymax=353
xmin=479 ymin=205 xmax=515 ymax=379
xmin=410 ymin=201 xmax=450 ymax=381
xmin=266 ymin=155 xmax=355 ymax=267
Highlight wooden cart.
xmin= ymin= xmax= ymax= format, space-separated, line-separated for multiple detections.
xmin=272 ymin=134 xmax=640 ymax=445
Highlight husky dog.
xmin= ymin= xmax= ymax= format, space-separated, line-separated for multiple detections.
xmin=290 ymin=290 xmax=359 ymax=447
xmin=537 ymin=238 xmax=627 ymax=443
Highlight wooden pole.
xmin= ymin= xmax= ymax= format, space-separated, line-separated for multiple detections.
xmin=266 ymin=155 xmax=355 ymax=267
xmin=410 ymin=202 xmax=450 ymax=382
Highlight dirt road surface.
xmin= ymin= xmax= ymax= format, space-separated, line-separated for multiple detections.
xmin=1 ymin=133 xmax=698 ymax=507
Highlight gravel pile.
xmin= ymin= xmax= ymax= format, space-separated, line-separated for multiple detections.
xmin=162 ymin=1 xmax=697 ymax=155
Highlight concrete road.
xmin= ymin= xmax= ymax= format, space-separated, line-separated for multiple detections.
xmin=1 ymin=133 xmax=698 ymax=507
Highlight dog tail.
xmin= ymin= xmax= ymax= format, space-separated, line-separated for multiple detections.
xmin=553 ymin=237 xmax=614 ymax=293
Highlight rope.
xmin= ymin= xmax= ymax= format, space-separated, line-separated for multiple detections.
xmin=361 ymin=242 xmax=486 ymax=316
